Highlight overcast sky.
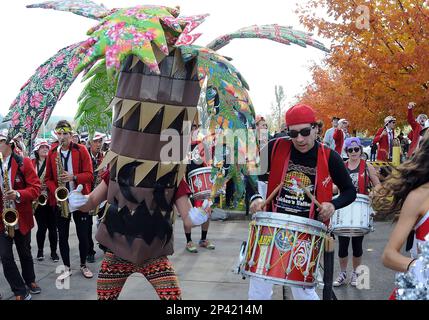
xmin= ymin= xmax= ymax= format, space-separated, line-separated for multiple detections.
xmin=0 ymin=0 xmax=329 ymax=119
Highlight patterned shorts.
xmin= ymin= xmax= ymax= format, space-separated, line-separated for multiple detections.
xmin=97 ymin=251 xmax=182 ymax=300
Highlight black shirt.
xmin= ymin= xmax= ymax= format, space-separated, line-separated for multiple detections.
xmin=251 ymin=139 xmax=356 ymax=217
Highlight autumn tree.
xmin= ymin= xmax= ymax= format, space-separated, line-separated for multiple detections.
xmin=296 ymin=0 xmax=429 ymax=134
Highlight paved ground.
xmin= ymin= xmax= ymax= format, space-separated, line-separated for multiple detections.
xmin=0 ymin=212 xmax=397 ymax=300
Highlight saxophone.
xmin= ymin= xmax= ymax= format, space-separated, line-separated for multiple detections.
xmin=55 ymin=144 xmax=70 ymax=218
xmin=0 ymin=153 xmax=19 ymax=238
xmin=33 ymin=169 xmax=48 ymax=211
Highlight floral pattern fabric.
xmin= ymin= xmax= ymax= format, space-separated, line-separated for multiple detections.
xmin=76 ymin=6 xmax=208 ymax=78
xmin=206 ymin=24 xmax=330 ymax=52
xmin=27 ymin=0 xmax=109 ymax=20
xmin=4 ymin=42 xmax=85 ymax=149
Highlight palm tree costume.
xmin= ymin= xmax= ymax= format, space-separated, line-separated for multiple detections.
xmin=4 ymin=1 xmax=329 ymax=299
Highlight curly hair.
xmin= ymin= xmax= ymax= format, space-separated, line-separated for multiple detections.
xmin=372 ymin=130 xmax=429 ymax=219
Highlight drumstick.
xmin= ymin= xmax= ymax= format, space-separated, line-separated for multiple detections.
xmin=296 ymin=180 xmax=322 ymax=209
xmin=262 ymin=182 xmax=284 ymax=208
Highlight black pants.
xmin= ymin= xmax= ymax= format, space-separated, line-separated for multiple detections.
xmin=225 ymin=180 xmax=235 ymax=207
xmin=87 ymin=215 xmax=96 ymax=256
xmin=56 ymin=208 xmax=90 ymax=267
xmin=34 ymin=204 xmax=58 ymax=255
xmin=0 ymin=230 xmax=35 ymax=296
xmin=338 ymin=236 xmax=364 ymax=259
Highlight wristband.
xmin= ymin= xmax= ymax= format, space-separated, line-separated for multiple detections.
xmin=250 ymin=194 xmax=263 ymax=203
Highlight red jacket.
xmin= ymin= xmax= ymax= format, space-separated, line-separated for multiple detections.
xmin=373 ymin=127 xmax=394 ymax=161
xmin=407 ymin=108 xmax=422 ymax=156
xmin=333 ymin=128 xmax=344 ymax=155
xmin=0 ymin=154 xmax=41 ymax=236
xmin=45 ymin=142 xmax=93 ymax=207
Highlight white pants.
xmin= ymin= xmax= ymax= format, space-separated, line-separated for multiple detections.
xmin=248 ymin=278 xmax=320 ymax=300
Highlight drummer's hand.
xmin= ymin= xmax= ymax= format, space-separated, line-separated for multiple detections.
xmin=250 ymin=198 xmax=265 ymax=215
xmin=317 ymin=202 xmax=336 ymax=222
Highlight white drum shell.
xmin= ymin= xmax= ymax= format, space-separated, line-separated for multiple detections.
xmin=331 ymin=194 xmax=373 ymax=237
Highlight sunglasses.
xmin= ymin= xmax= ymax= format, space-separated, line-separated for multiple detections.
xmin=347 ymin=147 xmax=361 ymax=153
xmin=289 ymin=126 xmax=313 ymax=138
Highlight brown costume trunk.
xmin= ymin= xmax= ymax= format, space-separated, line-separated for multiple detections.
xmin=96 ymin=50 xmax=201 ymax=266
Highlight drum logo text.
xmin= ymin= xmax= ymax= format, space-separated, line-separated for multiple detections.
xmin=258 ymin=235 xmax=273 ymax=246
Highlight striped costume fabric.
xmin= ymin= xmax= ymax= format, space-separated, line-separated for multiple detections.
xmin=97 ymin=251 xmax=182 ymax=300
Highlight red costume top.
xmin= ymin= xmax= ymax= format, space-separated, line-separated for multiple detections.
xmin=407 ymin=108 xmax=423 ymax=156
xmin=45 ymin=142 xmax=93 ymax=207
xmin=0 ymin=154 xmax=41 ymax=235
xmin=373 ymin=127 xmax=394 ymax=161
xmin=333 ymin=128 xmax=345 ymax=155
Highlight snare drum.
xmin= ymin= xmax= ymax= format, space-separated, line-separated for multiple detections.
xmin=331 ymin=194 xmax=373 ymax=237
xmin=240 ymin=212 xmax=326 ymax=288
xmin=188 ymin=167 xmax=223 ymax=200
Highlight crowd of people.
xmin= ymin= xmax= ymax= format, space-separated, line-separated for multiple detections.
xmin=0 ymin=100 xmax=428 ymax=300
xmin=249 ymin=102 xmax=428 ymax=299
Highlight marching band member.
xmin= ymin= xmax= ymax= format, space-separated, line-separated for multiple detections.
xmin=68 ymin=170 xmax=209 ymax=300
xmin=333 ymin=137 xmax=380 ymax=287
xmin=374 ymin=126 xmax=429 ymax=299
xmin=0 ymin=129 xmax=41 ymax=300
xmin=71 ymin=132 xmax=81 ymax=145
xmin=44 ymin=120 xmax=94 ymax=281
xmin=333 ymin=118 xmax=350 ymax=159
xmin=32 ymin=139 xmax=59 ymax=263
xmin=323 ymin=117 xmax=340 ymax=150
xmin=184 ymin=124 xmax=215 ymax=253
xmin=249 ymin=104 xmax=356 ymax=300
xmin=86 ymin=132 xmax=106 ymax=263
xmin=374 ymin=116 xmax=396 ymax=161
xmin=407 ymin=102 xmax=428 ymax=157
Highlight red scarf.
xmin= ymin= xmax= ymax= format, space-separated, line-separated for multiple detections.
xmin=266 ymin=140 xmax=333 ymax=225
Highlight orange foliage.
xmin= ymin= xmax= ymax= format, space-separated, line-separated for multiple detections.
xmin=296 ymin=0 xmax=429 ymax=135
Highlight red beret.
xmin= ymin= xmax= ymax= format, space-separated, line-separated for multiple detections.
xmin=285 ymin=104 xmax=316 ymax=126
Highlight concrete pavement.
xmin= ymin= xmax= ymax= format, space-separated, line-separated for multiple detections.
xmin=0 ymin=213 xmax=397 ymax=300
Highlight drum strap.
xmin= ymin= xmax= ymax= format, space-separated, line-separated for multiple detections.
xmin=311 ymin=145 xmax=332 ymax=222
xmin=267 ymin=139 xmax=291 ymax=212
xmin=363 ymin=161 xmax=373 ymax=194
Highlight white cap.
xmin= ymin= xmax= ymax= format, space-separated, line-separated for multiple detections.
xmin=91 ymin=131 xmax=106 ymax=141
xmin=33 ymin=139 xmax=50 ymax=152
xmin=338 ymin=118 xmax=348 ymax=124
xmin=384 ymin=116 xmax=396 ymax=125
xmin=420 ymin=119 xmax=429 ymax=136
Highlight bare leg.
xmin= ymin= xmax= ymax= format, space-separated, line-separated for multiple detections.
xmin=339 ymin=257 xmax=348 ymax=272
xmin=352 ymin=256 xmax=362 ymax=270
